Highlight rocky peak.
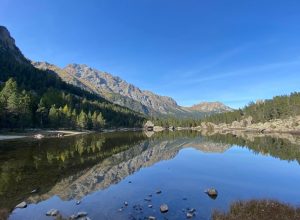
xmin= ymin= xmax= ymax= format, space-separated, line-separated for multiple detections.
xmin=0 ymin=26 xmax=16 ymax=50
xmin=0 ymin=26 xmax=28 ymax=64
xmin=187 ymin=101 xmax=233 ymax=113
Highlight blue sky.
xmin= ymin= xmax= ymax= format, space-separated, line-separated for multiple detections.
xmin=1 ymin=0 xmax=300 ymax=108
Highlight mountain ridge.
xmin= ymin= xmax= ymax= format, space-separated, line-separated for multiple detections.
xmin=33 ymin=61 xmax=233 ymax=117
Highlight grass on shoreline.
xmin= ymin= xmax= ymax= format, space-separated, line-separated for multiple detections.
xmin=212 ymin=199 xmax=300 ymax=220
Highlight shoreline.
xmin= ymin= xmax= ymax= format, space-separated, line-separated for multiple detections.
xmin=0 ymin=129 xmax=91 ymax=141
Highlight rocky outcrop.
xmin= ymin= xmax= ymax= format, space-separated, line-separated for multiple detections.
xmin=0 ymin=26 xmax=29 ymax=64
xmin=197 ymin=116 xmax=300 ymax=134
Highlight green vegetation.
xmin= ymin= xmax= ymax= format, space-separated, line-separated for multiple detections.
xmin=0 ymin=78 xmax=145 ymax=129
xmin=203 ymin=92 xmax=300 ymax=124
xmin=212 ymin=199 xmax=300 ymax=220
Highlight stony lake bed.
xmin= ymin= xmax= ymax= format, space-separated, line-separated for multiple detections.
xmin=1 ymin=131 xmax=300 ymax=220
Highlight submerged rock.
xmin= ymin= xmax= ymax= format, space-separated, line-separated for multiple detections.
xmin=15 ymin=201 xmax=27 ymax=209
xmin=156 ymin=190 xmax=162 ymax=194
xmin=148 ymin=204 xmax=153 ymax=208
xmin=124 ymin=201 xmax=128 ymax=206
xmin=76 ymin=200 xmax=81 ymax=205
xmin=75 ymin=212 xmax=88 ymax=218
xmin=148 ymin=216 xmax=156 ymax=220
xmin=160 ymin=204 xmax=169 ymax=213
xmin=46 ymin=209 xmax=59 ymax=216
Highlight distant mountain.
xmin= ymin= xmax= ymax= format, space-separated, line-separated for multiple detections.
xmin=185 ymin=102 xmax=233 ymax=113
xmin=33 ymin=62 xmax=233 ymax=117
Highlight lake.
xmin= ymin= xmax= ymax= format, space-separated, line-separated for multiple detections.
xmin=1 ymin=131 xmax=300 ymax=220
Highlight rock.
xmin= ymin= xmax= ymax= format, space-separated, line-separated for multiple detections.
xmin=156 ymin=190 xmax=162 ymax=194
xmin=189 ymin=208 xmax=196 ymax=213
xmin=46 ymin=209 xmax=59 ymax=216
xmin=124 ymin=201 xmax=128 ymax=206
xmin=186 ymin=212 xmax=194 ymax=218
xmin=118 ymin=208 xmax=123 ymax=212
xmin=76 ymin=212 xmax=88 ymax=218
xmin=160 ymin=204 xmax=169 ymax=213
xmin=148 ymin=216 xmax=156 ymax=220
xmin=15 ymin=201 xmax=27 ymax=209
xmin=205 ymin=188 xmax=218 ymax=199
xmin=31 ymin=189 xmax=38 ymax=193
xmin=128 ymin=181 xmax=132 ymax=183
xmin=76 ymin=200 xmax=81 ymax=205
xmin=153 ymin=126 xmax=165 ymax=132
xmin=148 ymin=204 xmax=153 ymax=208
xmin=34 ymin=134 xmax=44 ymax=139
xmin=144 ymin=198 xmax=151 ymax=202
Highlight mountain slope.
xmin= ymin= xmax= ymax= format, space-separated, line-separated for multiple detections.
xmin=0 ymin=25 xmax=145 ymax=128
xmin=33 ymin=62 xmax=233 ymax=117
xmin=185 ymin=102 xmax=233 ymax=113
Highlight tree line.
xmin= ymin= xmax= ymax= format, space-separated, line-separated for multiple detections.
xmin=202 ymin=92 xmax=300 ymax=124
xmin=148 ymin=92 xmax=300 ymax=127
xmin=0 ymin=78 xmax=145 ymax=129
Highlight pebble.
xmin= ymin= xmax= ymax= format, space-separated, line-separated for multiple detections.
xmin=160 ymin=204 xmax=169 ymax=213
xmin=156 ymin=190 xmax=162 ymax=194
xmin=15 ymin=201 xmax=27 ymax=209
xmin=186 ymin=212 xmax=194 ymax=218
xmin=144 ymin=198 xmax=151 ymax=202
xmin=46 ymin=209 xmax=59 ymax=216
xmin=148 ymin=204 xmax=153 ymax=208
xmin=76 ymin=212 xmax=88 ymax=218
xmin=148 ymin=216 xmax=156 ymax=220
xmin=124 ymin=201 xmax=128 ymax=206
xmin=76 ymin=200 xmax=81 ymax=205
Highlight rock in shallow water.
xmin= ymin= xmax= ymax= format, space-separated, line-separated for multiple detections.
xmin=186 ymin=212 xmax=194 ymax=218
xmin=160 ymin=204 xmax=169 ymax=213
xmin=15 ymin=201 xmax=27 ymax=209
xmin=205 ymin=188 xmax=218 ymax=198
xmin=148 ymin=216 xmax=156 ymax=220
xmin=46 ymin=209 xmax=59 ymax=216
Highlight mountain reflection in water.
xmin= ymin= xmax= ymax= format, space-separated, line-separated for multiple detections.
xmin=1 ymin=131 xmax=300 ymax=220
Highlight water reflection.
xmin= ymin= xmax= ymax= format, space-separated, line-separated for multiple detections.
xmin=1 ymin=131 xmax=300 ymax=219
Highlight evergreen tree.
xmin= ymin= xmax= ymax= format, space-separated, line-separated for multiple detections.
xmin=77 ymin=110 xmax=88 ymax=129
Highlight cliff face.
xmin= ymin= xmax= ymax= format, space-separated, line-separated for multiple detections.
xmin=0 ymin=26 xmax=29 ymax=64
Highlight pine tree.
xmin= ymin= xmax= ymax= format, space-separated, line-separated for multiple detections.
xmin=77 ymin=110 xmax=88 ymax=129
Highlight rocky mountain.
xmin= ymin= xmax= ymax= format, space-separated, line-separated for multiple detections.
xmin=0 ymin=26 xmax=29 ymax=65
xmin=185 ymin=101 xmax=233 ymax=113
xmin=33 ymin=62 xmax=233 ymax=117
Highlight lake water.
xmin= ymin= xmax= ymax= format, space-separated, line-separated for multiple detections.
xmin=1 ymin=131 xmax=300 ymax=220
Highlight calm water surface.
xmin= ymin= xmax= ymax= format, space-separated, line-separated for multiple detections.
xmin=1 ymin=131 xmax=300 ymax=220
